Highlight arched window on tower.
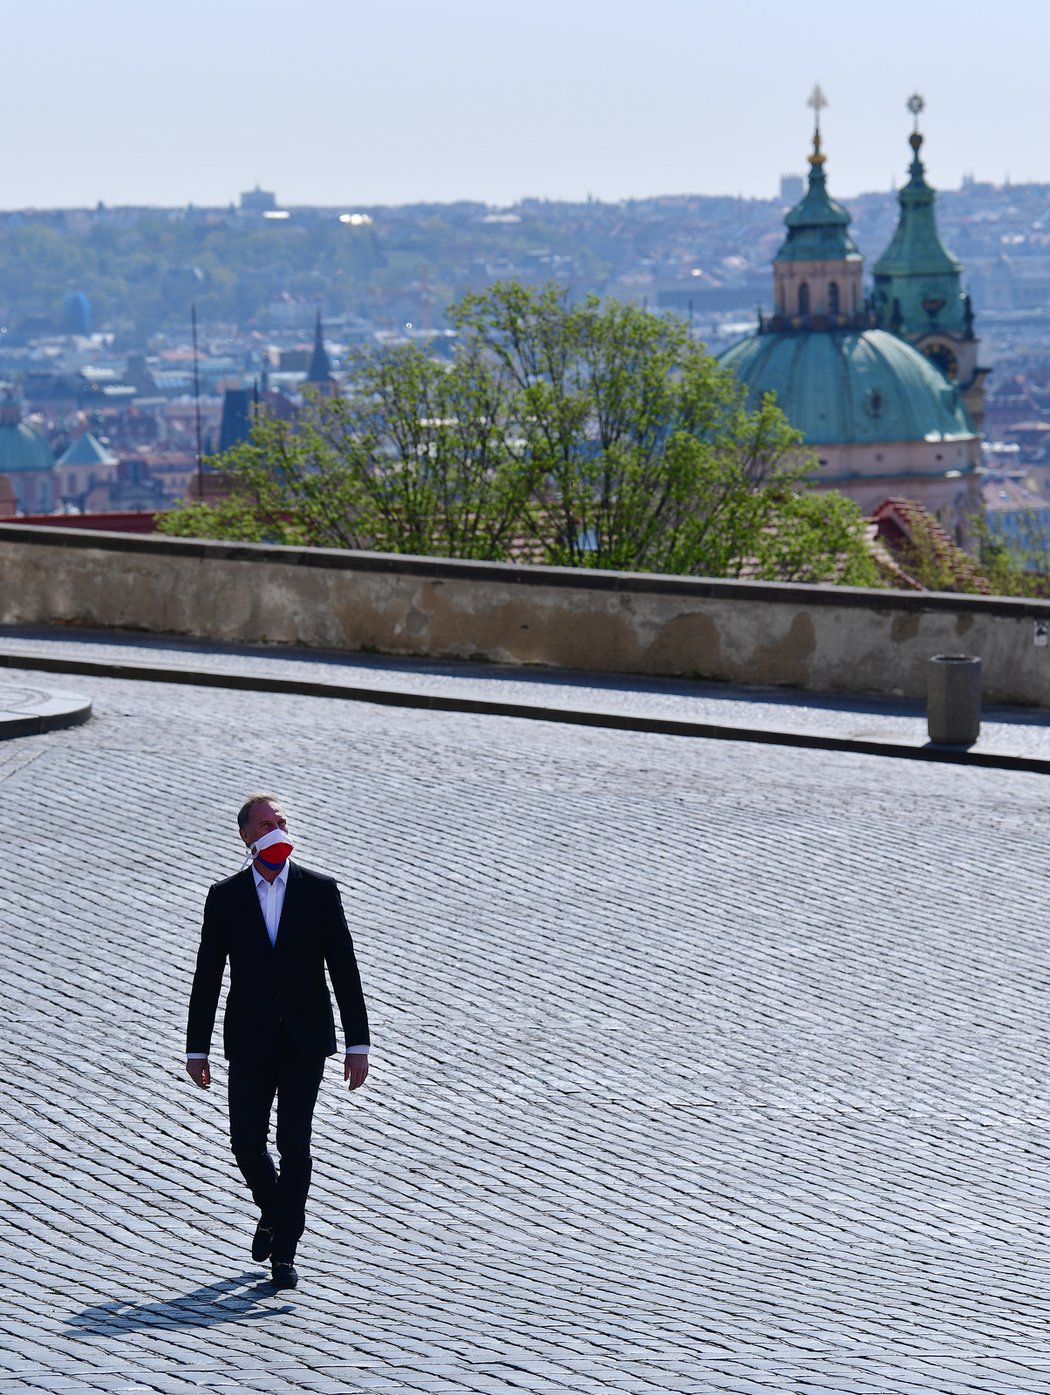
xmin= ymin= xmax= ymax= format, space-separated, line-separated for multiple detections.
xmin=828 ymin=281 xmax=840 ymax=315
xmin=798 ymin=282 xmax=810 ymax=315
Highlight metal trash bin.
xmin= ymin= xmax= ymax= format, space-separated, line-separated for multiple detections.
xmin=927 ymin=654 xmax=981 ymax=746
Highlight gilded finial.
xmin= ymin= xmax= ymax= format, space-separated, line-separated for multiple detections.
xmin=807 ymin=85 xmax=828 ymax=165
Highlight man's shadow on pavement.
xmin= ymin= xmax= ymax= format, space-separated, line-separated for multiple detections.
xmin=66 ymin=1272 xmax=290 ymax=1333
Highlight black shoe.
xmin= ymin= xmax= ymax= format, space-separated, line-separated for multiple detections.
xmin=270 ymin=1262 xmax=298 ymax=1290
xmin=251 ymin=1222 xmax=273 ymax=1262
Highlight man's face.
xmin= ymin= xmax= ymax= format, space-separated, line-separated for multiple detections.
xmin=240 ymin=800 xmax=288 ymax=850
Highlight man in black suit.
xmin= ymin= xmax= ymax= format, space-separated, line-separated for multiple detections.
xmin=186 ymin=794 xmax=369 ymax=1290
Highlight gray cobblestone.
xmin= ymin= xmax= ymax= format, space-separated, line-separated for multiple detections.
xmin=3 ymin=651 xmax=1050 ymax=1391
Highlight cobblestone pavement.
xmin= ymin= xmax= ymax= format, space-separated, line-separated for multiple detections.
xmin=4 ymin=650 xmax=1050 ymax=1393
xmin=5 ymin=624 xmax=1050 ymax=759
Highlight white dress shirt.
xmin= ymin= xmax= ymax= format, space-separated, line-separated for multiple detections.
xmin=187 ymin=860 xmax=369 ymax=1060
xmin=255 ymin=860 xmax=289 ymax=946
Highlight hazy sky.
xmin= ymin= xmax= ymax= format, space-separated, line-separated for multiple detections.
xmin=7 ymin=0 xmax=1046 ymax=209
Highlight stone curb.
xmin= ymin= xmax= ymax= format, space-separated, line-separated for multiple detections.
xmin=0 ymin=648 xmax=1047 ymax=773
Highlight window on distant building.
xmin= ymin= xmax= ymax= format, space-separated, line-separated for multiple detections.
xmin=799 ymin=282 xmax=810 ymax=315
xmin=828 ymin=282 xmax=840 ymax=315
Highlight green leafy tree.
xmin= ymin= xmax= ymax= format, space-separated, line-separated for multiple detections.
xmin=972 ymin=506 xmax=1050 ymax=597
xmin=162 ymin=342 xmax=543 ymax=558
xmin=752 ymin=489 xmax=880 ymax=586
xmin=450 ymin=283 xmax=873 ymax=580
xmin=161 ymin=282 xmax=878 ymax=585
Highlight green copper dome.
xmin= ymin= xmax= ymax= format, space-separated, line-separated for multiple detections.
xmin=718 ymin=328 xmax=976 ymax=446
xmin=873 ymin=128 xmax=966 ymax=337
xmin=0 ymin=423 xmax=53 ymax=472
xmin=0 ymin=390 xmax=53 ymax=473
xmin=776 ymin=132 xmax=861 ymax=265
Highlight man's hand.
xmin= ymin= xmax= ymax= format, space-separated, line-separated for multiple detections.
xmin=344 ymin=1054 xmax=368 ymax=1091
xmin=186 ymin=1058 xmax=211 ymax=1090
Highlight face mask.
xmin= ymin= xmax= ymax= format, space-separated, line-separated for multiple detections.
xmin=243 ymin=826 xmax=294 ymax=871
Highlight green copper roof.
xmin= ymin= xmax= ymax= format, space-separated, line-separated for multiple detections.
xmin=872 ymin=130 xmax=966 ymax=336
xmin=776 ymin=132 xmax=861 ymax=264
xmin=718 ymin=327 xmax=975 ymax=446
xmin=56 ymin=431 xmax=117 ymax=468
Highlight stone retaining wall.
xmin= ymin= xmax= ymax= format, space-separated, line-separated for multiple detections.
xmin=3 ymin=523 xmax=1050 ymax=705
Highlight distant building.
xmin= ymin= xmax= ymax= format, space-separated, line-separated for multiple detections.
xmin=240 ymin=185 xmax=278 ymax=212
xmin=132 ymin=450 xmax=198 ymax=501
xmin=779 ymin=174 xmax=804 ymax=204
xmin=719 ymin=107 xmax=982 ymax=531
xmin=0 ymin=387 xmax=56 ymax=512
xmin=84 ymin=457 xmax=166 ymax=513
xmin=55 ymin=430 xmax=118 ymax=506
xmin=124 ymin=354 xmax=157 ymax=395
xmin=61 ymin=291 xmax=92 ymax=336
xmin=218 ymin=388 xmax=253 ymax=452
xmin=302 ymin=310 xmax=338 ymax=398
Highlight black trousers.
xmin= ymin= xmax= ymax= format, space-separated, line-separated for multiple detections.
xmin=227 ymin=1033 xmax=326 ymax=1264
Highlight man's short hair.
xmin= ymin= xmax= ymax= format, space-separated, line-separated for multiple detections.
xmin=237 ymin=792 xmax=282 ymax=830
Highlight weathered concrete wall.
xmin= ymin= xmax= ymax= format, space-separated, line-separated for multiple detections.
xmin=3 ymin=523 xmax=1050 ymax=706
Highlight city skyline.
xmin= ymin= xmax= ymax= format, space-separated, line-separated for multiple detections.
xmin=8 ymin=0 xmax=1049 ymax=210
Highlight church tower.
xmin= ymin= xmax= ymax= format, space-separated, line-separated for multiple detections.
xmin=718 ymin=89 xmax=983 ymax=533
xmin=303 ymin=309 xmax=337 ymax=399
xmin=769 ymin=86 xmax=866 ymax=329
xmin=872 ymin=95 xmax=989 ymax=432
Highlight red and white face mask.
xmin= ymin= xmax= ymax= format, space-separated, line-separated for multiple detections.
xmin=243 ymin=826 xmax=294 ymax=871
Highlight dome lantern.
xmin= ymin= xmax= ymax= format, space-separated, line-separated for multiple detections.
xmin=770 ymin=88 xmax=865 ymax=329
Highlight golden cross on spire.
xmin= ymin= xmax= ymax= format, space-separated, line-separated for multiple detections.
xmin=808 ymin=84 xmax=828 ymax=132
xmin=807 ymin=84 xmax=828 ymax=164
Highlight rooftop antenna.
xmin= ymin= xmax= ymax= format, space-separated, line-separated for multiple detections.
xmin=191 ymin=303 xmax=203 ymax=500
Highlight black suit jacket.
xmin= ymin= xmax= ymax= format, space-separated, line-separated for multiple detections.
xmin=186 ymin=862 xmax=369 ymax=1061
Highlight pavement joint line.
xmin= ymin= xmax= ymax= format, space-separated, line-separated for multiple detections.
xmin=18 ymin=1353 xmax=1050 ymax=1373
xmin=1 ymin=646 xmax=1047 ymax=774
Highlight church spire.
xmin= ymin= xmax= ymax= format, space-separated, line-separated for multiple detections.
xmin=777 ymin=88 xmax=860 ymax=264
xmin=872 ymin=95 xmax=987 ymax=430
xmin=304 ymin=307 xmax=336 ymax=395
xmin=808 ymin=83 xmax=827 ymax=166
xmin=767 ymin=89 xmax=864 ymax=329
xmin=872 ymin=94 xmax=964 ymax=336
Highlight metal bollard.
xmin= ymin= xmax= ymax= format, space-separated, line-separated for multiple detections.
xmin=927 ymin=654 xmax=981 ymax=746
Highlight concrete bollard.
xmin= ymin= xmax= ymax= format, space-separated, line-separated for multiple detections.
xmin=927 ymin=654 xmax=981 ymax=746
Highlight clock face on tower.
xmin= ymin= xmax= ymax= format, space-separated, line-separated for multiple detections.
xmin=924 ymin=341 xmax=958 ymax=381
